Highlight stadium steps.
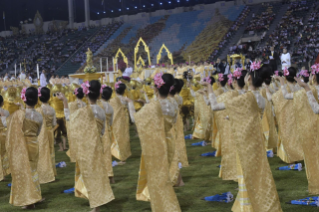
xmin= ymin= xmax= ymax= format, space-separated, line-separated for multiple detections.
xmin=259 ymin=4 xmax=290 ymax=48
xmin=218 ymin=4 xmax=262 ymax=60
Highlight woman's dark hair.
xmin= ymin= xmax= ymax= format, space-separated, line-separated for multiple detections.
xmin=0 ymin=95 xmax=3 ymax=106
xmin=25 ymin=87 xmax=38 ymax=106
xmin=234 ymin=70 xmax=247 ymax=89
xmin=169 ymin=79 xmax=181 ymax=96
xmin=102 ymin=86 xmax=113 ymax=101
xmin=88 ymin=80 xmax=101 ymax=100
xmin=249 ymin=64 xmax=272 ymax=87
xmin=301 ymin=70 xmax=310 ymax=83
xmin=39 ymin=87 xmax=50 ymax=103
xmin=285 ymin=67 xmax=297 ymax=83
xmin=178 ymin=79 xmax=184 ymax=92
xmin=158 ymin=73 xmax=174 ymax=97
xmin=219 ymin=74 xmax=228 ymax=87
xmin=75 ymin=87 xmax=84 ymax=99
xmin=116 ymin=83 xmax=126 ymax=95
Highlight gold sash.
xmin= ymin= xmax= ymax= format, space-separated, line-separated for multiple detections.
xmin=66 ymin=101 xmax=81 ymax=162
xmin=214 ymin=90 xmax=238 ymax=180
xmin=70 ymin=105 xmax=114 ymax=208
xmin=36 ymin=108 xmax=55 ymax=184
xmin=0 ymin=120 xmax=9 ymax=181
xmin=110 ymin=96 xmax=131 ymax=161
xmin=272 ymin=87 xmax=303 ymax=163
xmin=135 ymin=100 xmax=181 ymax=212
xmin=6 ymin=110 xmax=42 ymax=206
xmin=294 ymin=89 xmax=319 ymax=194
xmin=226 ymin=92 xmax=282 ymax=212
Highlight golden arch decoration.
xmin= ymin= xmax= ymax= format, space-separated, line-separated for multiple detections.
xmin=134 ymin=37 xmax=151 ymax=69
xmin=156 ymin=44 xmax=173 ymax=65
xmin=136 ymin=56 xmax=145 ymax=67
xmin=115 ymin=48 xmax=128 ymax=65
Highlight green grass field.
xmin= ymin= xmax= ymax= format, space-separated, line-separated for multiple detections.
xmin=0 ymin=127 xmax=318 ymax=211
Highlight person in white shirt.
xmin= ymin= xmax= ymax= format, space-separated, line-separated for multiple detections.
xmin=123 ymin=62 xmax=133 ymax=80
xmin=20 ymin=71 xmax=26 ymax=81
xmin=40 ymin=70 xmax=47 ymax=87
xmin=281 ymin=48 xmax=291 ymax=69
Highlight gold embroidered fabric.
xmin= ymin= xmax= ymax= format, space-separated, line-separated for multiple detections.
xmin=0 ymin=118 xmax=9 ymax=181
xmin=135 ymin=100 xmax=181 ymax=212
xmin=293 ymin=89 xmax=319 ymax=194
xmin=214 ymin=90 xmax=238 ymax=180
xmin=36 ymin=108 xmax=55 ymax=184
xmin=98 ymin=100 xmax=114 ymax=177
xmin=260 ymin=88 xmax=278 ymax=149
xmin=110 ymin=96 xmax=131 ymax=161
xmin=6 ymin=110 xmax=42 ymax=206
xmin=226 ymin=92 xmax=282 ymax=212
xmin=175 ymin=113 xmax=189 ymax=167
xmin=192 ymin=94 xmax=211 ymax=140
xmin=272 ymin=88 xmax=303 ymax=163
xmin=69 ymin=106 xmax=114 ymax=208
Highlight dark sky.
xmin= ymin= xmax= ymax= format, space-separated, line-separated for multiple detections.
xmin=0 ymin=0 xmax=214 ymax=31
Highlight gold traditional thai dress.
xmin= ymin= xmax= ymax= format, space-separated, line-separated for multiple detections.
xmin=212 ymin=90 xmax=239 ymax=180
xmin=0 ymin=108 xmax=10 ymax=181
xmin=272 ymin=83 xmax=303 ymax=163
xmin=66 ymin=99 xmax=86 ymax=162
xmin=209 ymin=91 xmax=282 ymax=212
xmin=192 ymin=91 xmax=211 ymax=140
xmin=174 ymin=94 xmax=189 ymax=167
xmin=135 ymin=99 xmax=181 ymax=212
xmin=260 ymin=88 xmax=278 ymax=150
xmin=280 ymin=85 xmax=319 ymax=194
xmin=110 ymin=95 xmax=135 ymax=161
xmin=98 ymin=99 xmax=114 ymax=178
xmin=36 ymin=104 xmax=57 ymax=184
xmin=66 ymin=104 xmax=115 ymax=208
xmin=6 ymin=109 xmax=43 ymax=206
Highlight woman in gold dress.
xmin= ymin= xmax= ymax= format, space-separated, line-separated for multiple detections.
xmin=110 ymin=81 xmax=135 ymax=163
xmin=36 ymin=87 xmax=57 ymax=184
xmin=66 ymin=87 xmax=87 ymax=162
xmin=99 ymin=85 xmax=115 ymax=183
xmin=59 ymin=80 xmax=114 ymax=212
xmin=272 ymin=69 xmax=319 ymax=195
xmin=205 ymin=65 xmax=282 ymax=212
xmin=135 ymin=73 xmax=181 ymax=212
xmin=0 ymin=95 xmax=10 ymax=181
xmin=6 ymin=87 xmax=44 ymax=209
xmin=272 ymin=67 xmax=303 ymax=163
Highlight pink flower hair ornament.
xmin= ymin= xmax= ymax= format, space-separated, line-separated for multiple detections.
xmin=203 ymin=76 xmax=212 ymax=84
xmin=38 ymin=87 xmax=42 ymax=97
xmin=154 ymin=73 xmax=165 ymax=88
xmin=283 ymin=67 xmax=289 ymax=76
xmin=218 ymin=73 xmax=224 ymax=82
xmin=100 ymin=84 xmax=109 ymax=94
xmin=250 ymin=61 xmax=261 ymax=72
xmin=311 ymin=64 xmax=319 ymax=75
xmin=115 ymin=81 xmax=122 ymax=89
xmin=74 ymin=88 xmax=79 ymax=95
xmin=299 ymin=70 xmax=309 ymax=78
xmin=81 ymin=81 xmax=90 ymax=95
xmin=233 ymin=68 xmax=242 ymax=79
xmin=21 ymin=87 xmax=27 ymax=102
xmin=274 ymin=71 xmax=279 ymax=76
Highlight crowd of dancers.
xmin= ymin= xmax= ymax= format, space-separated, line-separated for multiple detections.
xmin=2 ymin=61 xmax=319 ymax=212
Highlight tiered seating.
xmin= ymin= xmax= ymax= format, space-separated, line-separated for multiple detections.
xmin=16 ymin=27 xmax=99 ymax=76
xmin=244 ymin=3 xmax=279 ymax=35
xmin=211 ymin=6 xmax=250 ymax=60
xmin=292 ymin=2 xmax=319 ymax=68
xmin=56 ymin=22 xmax=122 ymax=75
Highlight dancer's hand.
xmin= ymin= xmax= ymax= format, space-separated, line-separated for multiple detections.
xmin=56 ymin=92 xmax=66 ymax=101
xmin=294 ymin=77 xmax=310 ymax=91
xmin=273 ymin=75 xmax=285 ymax=86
